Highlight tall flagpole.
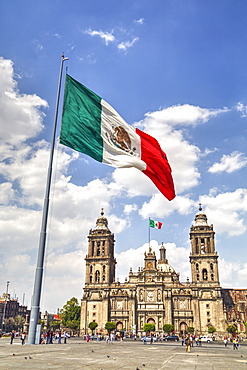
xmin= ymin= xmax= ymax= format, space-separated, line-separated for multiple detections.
xmin=28 ymin=55 xmax=68 ymax=345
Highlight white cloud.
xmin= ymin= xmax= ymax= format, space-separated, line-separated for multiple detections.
xmin=201 ymin=147 xmax=219 ymax=157
xmin=235 ymin=102 xmax=247 ymax=117
xmin=0 ymin=182 xmax=15 ymax=204
xmin=208 ymin=151 xmax=247 ymax=173
xmin=117 ymin=37 xmax=139 ymax=51
xmin=84 ymin=29 xmax=115 ymax=45
xmin=116 ymin=240 xmax=190 ymax=283
xmin=134 ymin=18 xmax=144 ymax=25
xmin=219 ymin=258 xmax=241 ymax=288
xmin=142 ymin=104 xmax=229 ymax=127
xmin=0 ymin=57 xmax=48 ymax=146
xmin=199 ymin=189 xmax=247 ymax=236
xmin=124 ymin=204 xmax=138 ymax=214
xmin=238 ymin=263 xmax=247 ymax=284
xmin=139 ymin=195 xmax=194 ymax=218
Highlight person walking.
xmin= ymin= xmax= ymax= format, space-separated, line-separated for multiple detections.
xmin=10 ymin=330 xmax=15 ymax=344
xmin=63 ymin=331 xmax=68 ymax=344
xmin=110 ymin=332 xmax=114 ymax=343
xmin=223 ymin=338 xmax=228 ymax=347
xmin=185 ymin=336 xmax=191 ymax=353
xmin=20 ymin=332 xmax=26 ymax=345
xmin=57 ymin=331 xmax=62 ymax=344
xmin=46 ymin=330 xmax=50 ymax=344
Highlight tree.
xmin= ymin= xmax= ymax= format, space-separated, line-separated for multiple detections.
xmin=60 ymin=297 xmax=81 ymax=332
xmin=163 ymin=324 xmax=174 ymax=334
xmin=88 ymin=321 xmax=98 ymax=334
xmin=143 ymin=323 xmax=155 ymax=333
xmin=14 ymin=315 xmax=25 ymax=331
xmin=208 ymin=326 xmax=216 ymax=334
xmin=49 ymin=320 xmax=62 ymax=330
xmin=105 ymin=322 xmax=116 ymax=334
xmin=226 ymin=324 xmax=237 ymax=336
xmin=187 ymin=327 xmax=195 ymax=334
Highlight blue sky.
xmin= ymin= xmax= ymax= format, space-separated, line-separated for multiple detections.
xmin=1 ymin=0 xmax=247 ymax=312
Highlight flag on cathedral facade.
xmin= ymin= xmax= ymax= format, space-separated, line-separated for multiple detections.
xmin=60 ymin=74 xmax=175 ymax=201
xmin=149 ymin=219 xmax=163 ymax=229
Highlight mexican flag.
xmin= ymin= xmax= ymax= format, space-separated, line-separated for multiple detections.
xmin=149 ymin=219 xmax=163 ymax=229
xmin=60 ymin=74 xmax=175 ymax=201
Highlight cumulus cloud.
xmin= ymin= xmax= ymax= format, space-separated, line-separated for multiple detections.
xmin=139 ymin=195 xmax=194 ymax=219
xmin=124 ymin=203 xmax=138 ymax=214
xmin=116 ymin=240 xmax=190 ymax=283
xmin=141 ymin=104 xmax=229 ymax=127
xmin=208 ymin=151 xmax=247 ymax=173
xmin=0 ymin=58 xmax=48 ymax=146
xmin=219 ymin=258 xmax=241 ymax=288
xmin=199 ymin=189 xmax=247 ymax=236
xmin=84 ymin=29 xmax=115 ymax=45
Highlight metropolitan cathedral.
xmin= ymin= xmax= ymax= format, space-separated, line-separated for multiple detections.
xmin=80 ymin=207 xmax=247 ymax=336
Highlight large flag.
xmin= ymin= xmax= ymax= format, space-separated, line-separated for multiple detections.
xmin=149 ymin=219 xmax=162 ymax=229
xmin=60 ymin=74 xmax=175 ymax=201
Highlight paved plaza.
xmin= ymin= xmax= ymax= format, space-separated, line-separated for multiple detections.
xmin=0 ymin=337 xmax=247 ymax=369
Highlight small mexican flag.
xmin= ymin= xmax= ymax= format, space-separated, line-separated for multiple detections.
xmin=149 ymin=219 xmax=162 ymax=229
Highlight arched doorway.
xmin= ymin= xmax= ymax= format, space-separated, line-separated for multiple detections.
xmin=147 ymin=318 xmax=155 ymax=325
xmin=180 ymin=322 xmax=188 ymax=336
xmin=116 ymin=321 xmax=123 ymax=331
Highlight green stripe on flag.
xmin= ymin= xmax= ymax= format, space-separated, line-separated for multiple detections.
xmin=60 ymin=74 xmax=104 ymax=162
xmin=149 ymin=219 xmax=155 ymax=228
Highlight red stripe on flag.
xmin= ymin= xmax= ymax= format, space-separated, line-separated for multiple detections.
xmin=136 ymin=128 xmax=175 ymax=200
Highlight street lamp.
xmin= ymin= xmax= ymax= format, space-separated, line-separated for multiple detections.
xmin=1 ymin=281 xmax=10 ymax=332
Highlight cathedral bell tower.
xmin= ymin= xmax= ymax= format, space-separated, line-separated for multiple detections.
xmin=85 ymin=209 xmax=116 ymax=286
xmin=190 ymin=204 xmax=220 ymax=286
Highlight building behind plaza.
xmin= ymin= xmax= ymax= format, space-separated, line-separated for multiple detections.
xmin=80 ymin=207 xmax=247 ymax=336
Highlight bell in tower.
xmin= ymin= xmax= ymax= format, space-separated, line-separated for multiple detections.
xmin=189 ymin=204 xmax=220 ymax=286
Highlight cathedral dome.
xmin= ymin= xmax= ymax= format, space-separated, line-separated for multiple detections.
xmin=95 ymin=209 xmax=109 ymax=229
xmin=157 ymin=262 xmax=175 ymax=273
xmin=157 ymin=243 xmax=176 ymax=273
xmin=194 ymin=203 xmax=208 ymax=226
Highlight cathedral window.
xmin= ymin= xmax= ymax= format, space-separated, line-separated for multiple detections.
xmin=196 ymin=274 xmax=199 ymax=281
xmin=97 ymin=247 xmax=100 ymax=256
xmin=202 ymin=269 xmax=208 ymax=280
xmin=93 ymin=305 xmax=96 ymax=309
xmin=207 ymin=311 xmax=210 ymax=316
xmin=211 ymin=274 xmax=214 ymax=281
xmin=103 ymin=265 xmax=106 ymax=273
xmin=90 ymin=265 xmax=93 ymax=274
xmin=210 ymin=263 xmax=213 ymax=271
xmin=95 ymin=270 xmax=100 ymax=282
xmin=195 ymin=238 xmax=199 ymax=254
xmin=89 ymin=275 xmax=93 ymax=283
xmin=196 ymin=263 xmax=199 ymax=272
xmin=201 ymin=238 xmax=205 ymax=253
xmin=102 ymin=275 xmax=105 ymax=282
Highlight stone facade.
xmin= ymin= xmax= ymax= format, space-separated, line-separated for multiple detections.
xmin=80 ymin=207 xmax=246 ymax=336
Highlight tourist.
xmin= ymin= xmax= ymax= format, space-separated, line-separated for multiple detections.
xmin=10 ymin=330 xmax=15 ymax=344
xmin=185 ymin=336 xmax=191 ymax=353
xmin=21 ymin=332 xmax=26 ymax=345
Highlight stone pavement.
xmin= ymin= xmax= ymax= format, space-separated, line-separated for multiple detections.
xmin=0 ymin=337 xmax=247 ymax=370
